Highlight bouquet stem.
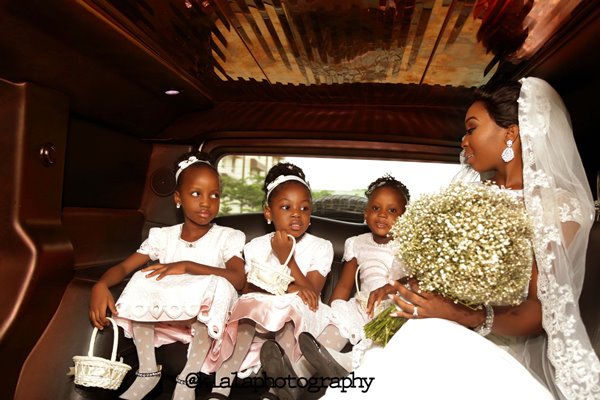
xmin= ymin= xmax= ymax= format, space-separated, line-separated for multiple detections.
xmin=363 ymin=304 xmax=407 ymax=347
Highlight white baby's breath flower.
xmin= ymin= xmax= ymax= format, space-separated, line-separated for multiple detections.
xmin=390 ymin=181 xmax=534 ymax=308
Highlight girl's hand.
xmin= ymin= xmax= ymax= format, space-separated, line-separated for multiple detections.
xmin=142 ymin=262 xmax=187 ymax=280
xmin=89 ymin=282 xmax=117 ymax=330
xmin=388 ymin=279 xmax=477 ymax=325
xmin=271 ymin=231 xmax=294 ymax=264
xmin=366 ymin=283 xmax=397 ymax=317
xmin=289 ymin=283 xmax=319 ymax=311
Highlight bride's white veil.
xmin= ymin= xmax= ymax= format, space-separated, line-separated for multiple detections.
xmin=454 ymin=77 xmax=599 ymax=399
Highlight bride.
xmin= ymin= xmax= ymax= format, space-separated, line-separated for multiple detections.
xmin=306 ymin=77 xmax=599 ymax=400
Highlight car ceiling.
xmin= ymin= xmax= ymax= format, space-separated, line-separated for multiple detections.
xmin=0 ymin=0 xmax=598 ymax=146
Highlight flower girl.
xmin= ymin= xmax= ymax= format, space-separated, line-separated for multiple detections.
xmin=206 ymin=162 xmax=333 ymax=400
xmin=300 ymin=174 xmax=410 ymax=374
xmin=88 ymin=153 xmax=246 ymax=400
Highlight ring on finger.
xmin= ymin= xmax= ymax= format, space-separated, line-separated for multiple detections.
xmin=412 ymin=305 xmax=419 ymax=318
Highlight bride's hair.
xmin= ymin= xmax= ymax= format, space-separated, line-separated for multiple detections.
xmin=472 ymin=80 xmax=520 ymax=128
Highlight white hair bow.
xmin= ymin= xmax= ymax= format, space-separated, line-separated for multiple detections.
xmin=175 ymin=156 xmax=212 ymax=182
xmin=266 ymin=175 xmax=310 ymax=200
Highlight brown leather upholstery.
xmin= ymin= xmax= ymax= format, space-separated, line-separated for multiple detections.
xmin=0 ymin=81 xmax=73 ymax=399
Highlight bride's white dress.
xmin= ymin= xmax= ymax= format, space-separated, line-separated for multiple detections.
xmin=322 ymin=318 xmax=553 ymax=400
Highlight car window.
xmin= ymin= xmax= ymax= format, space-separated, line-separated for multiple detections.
xmin=217 ymin=155 xmax=461 ymax=221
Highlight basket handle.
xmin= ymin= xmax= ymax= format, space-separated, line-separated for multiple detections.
xmin=87 ymin=317 xmax=119 ymax=362
xmin=281 ymin=234 xmax=296 ymax=267
xmin=355 ymin=259 xmax=389 ymax=293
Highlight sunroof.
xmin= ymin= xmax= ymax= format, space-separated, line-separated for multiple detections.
xmin=92 ymin=0 xmax=582 ymax=89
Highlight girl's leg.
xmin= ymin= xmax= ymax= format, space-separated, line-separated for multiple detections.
xmin=275 ymin=324 xmax=351 ymax=378
xmin=315 ymin=324 xmax=352 ymax=372
xmin=257 ymin=323 xmax=302 ymax=400
xmin=298 ymin=331 xmax=350 ymax=381
xmin=275 ymin=322 xmax=313 ymax=379
xmin=260 ymin=339 xmax=300 ymax=400
xmin=172 ymin=321 xmax=211 ymax=400
xmin=210 ymin=321 xmax=256 ymax=397
xmin=120 ymin=322 xmax=161 ymax=400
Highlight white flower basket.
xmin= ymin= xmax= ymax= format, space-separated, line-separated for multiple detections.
xmin=354 ymin=259 xmax=390 ymax=314
xmin=71 ymin=317 xmax=131 ymax=390
xmin=247 ymin=234 xmax=296 ymax=295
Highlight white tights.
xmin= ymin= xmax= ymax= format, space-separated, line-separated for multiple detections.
xmin=119 ymin=321 xmax=211 ymax=400
xmin=120 ymin=322 xmax=161 ymax=399
xmin=211 ymin=321 xmax=256 ymax=397
xmin=316 ymin=324 xmax=353 ymax=372
xmin=173 ymin=322 xmax=211 ymax=400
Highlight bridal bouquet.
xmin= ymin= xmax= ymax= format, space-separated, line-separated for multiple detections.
xmin=364 ymin=182 xmax=534 ymax=346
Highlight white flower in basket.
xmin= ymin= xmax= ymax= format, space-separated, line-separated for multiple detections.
xmin=247 ymin=234 xmax=296 ymax=295
xmin=69 ymin=317 xmax=131 ymax=390
xmin=354 ymin=259 xmax=391 ymax=315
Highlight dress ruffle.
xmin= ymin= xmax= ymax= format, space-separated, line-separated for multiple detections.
xmin=115 ymin=273 xmax=238 ymax=346
xmin=205 ymin=293 xmax=332 ymax=373
xmin=329 ymin=298 xmax=369 ymax=345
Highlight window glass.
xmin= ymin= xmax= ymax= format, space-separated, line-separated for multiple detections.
xmin=217 ymin=155 xmax=461 ymax=221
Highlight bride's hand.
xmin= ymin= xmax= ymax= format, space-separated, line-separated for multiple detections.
xmin=388 ymin=279 xmax=480 ymax=327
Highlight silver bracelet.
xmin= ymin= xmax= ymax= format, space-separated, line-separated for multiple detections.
xmin=474 ymin=304 xmax=494 ymax=336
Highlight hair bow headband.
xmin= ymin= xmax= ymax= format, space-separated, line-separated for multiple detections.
xmin=266 ymin=175 xmax=310 ymax=201
xmin=175 ymin=156 xmax=212 ymax=182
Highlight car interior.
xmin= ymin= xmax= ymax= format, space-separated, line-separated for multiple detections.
xmin=1 ymin=0 xmax=599 ymax=399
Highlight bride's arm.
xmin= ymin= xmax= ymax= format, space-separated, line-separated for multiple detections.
xmin=390 ymin=263 xmax=543 ymax=337
xmin=561 ymin=220 xmax=580 ymax=248
xmin=492 ymin=218 xmax=581 ymax=335
xmin=473 ymin=217 xmax=580 ymax=335
xmin=489 ymin=262 xmax=542 ymax=336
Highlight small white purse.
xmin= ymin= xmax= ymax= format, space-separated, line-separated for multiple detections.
xmin=354 ymin=259 xmax=390 ymax=314
xmin=70 ymin=317 xmax=131 ymax=390
xmin=247 ymin=234 xmax=296 ymax=295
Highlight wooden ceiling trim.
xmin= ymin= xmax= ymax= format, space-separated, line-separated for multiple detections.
xmin=161 ymin=100 xmax=468 ymax=143
xmin=200 ymin=137 xmax=461 ymax=163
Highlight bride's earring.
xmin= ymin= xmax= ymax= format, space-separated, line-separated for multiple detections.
xmin=501 ymin=140 xmax=514 ymax=162
xmin=176 ymin=203 xmax=181 ymax=209
xmin=266 ymin=219 xmax=271 ymax=225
